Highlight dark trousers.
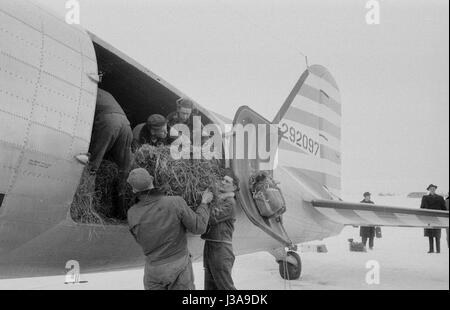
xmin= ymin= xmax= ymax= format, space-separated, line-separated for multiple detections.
xmin=203 ymin=241 xmax=236 ymax=290
xmin=362 ymin=236 xmax=374 ymax=249
xmin=428 ymin=236 xmax=441 ymax=253
xmin=89 ymin=113 xmax=132 ymax=177
xmin=144 ymin=254 xmax=195 ymax=290
xmin=89 ymin=113 xmax=132 ymax=216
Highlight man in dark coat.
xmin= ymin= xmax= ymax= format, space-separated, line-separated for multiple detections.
xmin=201 ymin=173 xmax=238 ymax=290
xmin=132 ymin=114 xmax=174 ymax=150
xmin=421 ymin=184 xmax=447 ymax=253
xmin=127 ymin=168 xmax=213 ymax=290
xmin=167 ymin=98 xmax=205 ymax=144
xmin=446 ymin=194 xmax=449 ymax=249
xmin=360 ymin=192 xmax=376 ymax=250
xmin=167 ymin=98 xmax=195 ymax=131
xmin=88 ymin=88 xmax=133 ymax=217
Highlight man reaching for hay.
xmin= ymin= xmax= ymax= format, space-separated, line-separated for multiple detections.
xmin=132 ymin=114 xmax=174 ymax=150
xmin=201 ymin=173 xmax=238 ymax=290
xmin=127 ymin=168 xmax=214 ymax=290
xmin=88 ymin=89 xmax=133 ymax=218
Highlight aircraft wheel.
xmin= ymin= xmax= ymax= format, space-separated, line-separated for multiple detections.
xmin=279 ymin=251 xmax=302 ymax=280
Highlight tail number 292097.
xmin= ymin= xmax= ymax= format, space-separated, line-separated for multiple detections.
xmin=280 ymin=123 xmax=320 ymax=156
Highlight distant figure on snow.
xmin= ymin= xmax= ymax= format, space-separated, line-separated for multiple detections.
xmin=421 ymin=184 xmax=447 ymax=254
xmin=446 ymin=194 xmax=449 ymax=249
xmin=359 ymin=192 xmax=377 ymax=250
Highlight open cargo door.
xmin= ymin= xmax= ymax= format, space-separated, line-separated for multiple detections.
xmin=231 ymin=106 xmax=296 ymax=250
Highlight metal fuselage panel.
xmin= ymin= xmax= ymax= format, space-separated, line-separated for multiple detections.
xmin=0 ymin=0 xmax=98 ymax=251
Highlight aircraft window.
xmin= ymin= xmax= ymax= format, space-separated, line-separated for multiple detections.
xmin=0 ymin=194 xmax=5 ymax=208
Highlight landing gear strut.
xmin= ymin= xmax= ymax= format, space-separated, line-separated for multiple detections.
xmin=278 ymin=251 xmax=302 ymax=280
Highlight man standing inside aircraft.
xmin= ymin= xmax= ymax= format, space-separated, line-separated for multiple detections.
xmin=359 ymin=192 xmax=376 ymax=250
xmin=89 ymin=88 xmax=133 ymax=217
xmin=201 ymin=173 xmax=238 ymax=290
xmin=167 ymin=98 xmax=195 ymax=130
xmin=127 ymin=168 xmax=214 ymax=290
xmin=167 ymin=98 xmax=205 ymax=142
xmin=132 ymin=114 xmax=174 ymax=150
xmin=421 ymin=184 xmax=447 ymax=254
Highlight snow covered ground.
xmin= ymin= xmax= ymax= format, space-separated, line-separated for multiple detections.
xmin=0 ymin=196 xmax=448 ymax=290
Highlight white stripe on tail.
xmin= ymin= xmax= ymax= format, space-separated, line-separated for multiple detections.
xmin=273 ymin=65 xmax=342 ymax=197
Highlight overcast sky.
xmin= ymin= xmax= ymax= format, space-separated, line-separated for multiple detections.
xmin=35 ymin=0 xmax=449 ymax=195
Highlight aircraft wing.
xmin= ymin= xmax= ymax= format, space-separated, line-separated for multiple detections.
xmin=311 ymin=200 xmax=449 ymax=228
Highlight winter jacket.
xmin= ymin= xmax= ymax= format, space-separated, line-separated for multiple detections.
xmin=128 ymin=190 xmax=210 ymax=265
xmin=360 ymin=200 xmax=376 ymax=238
xmin=95 ymin=88 xmax=127 ymax=117
xmin=201 ymin=194 xmax=236 ymax=244
xmin=421 ymin=194 xmax=447 ymax=237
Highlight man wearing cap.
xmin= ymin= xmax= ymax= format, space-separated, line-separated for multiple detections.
xmin=88 ymin=88 xmax=133 ymax=217
xmin=167 ymin=98 xmax=204 ymax=142
xmin=127 ymin=168 xmax=214 ymax=290
xmin=359 ymin=192 xmax=376 ymax=250
xmin=201 ymin=172 xmax=238 ymax=290
xmin=167 ymin=98 xmax=195 ymax=129
xmin=132 ymin=114 xmax=174 ymax=149
xmin=421 ymin=184 xmax=447 ymax=253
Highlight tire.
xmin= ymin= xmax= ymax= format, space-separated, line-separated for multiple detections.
xmin=278 ymin=251 xmax=302 ymax=280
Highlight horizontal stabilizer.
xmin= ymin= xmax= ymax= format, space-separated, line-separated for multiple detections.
xmin=312 ymin=200 xmax=449 ymax=228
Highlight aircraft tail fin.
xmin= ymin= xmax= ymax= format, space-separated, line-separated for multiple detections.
xmin=273 ymin=65 xmax=342 ymax=198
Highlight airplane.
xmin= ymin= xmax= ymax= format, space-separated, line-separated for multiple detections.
xmin=0 ymin=0 xmax=448 ymax=282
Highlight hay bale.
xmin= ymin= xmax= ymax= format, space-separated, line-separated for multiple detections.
xmin=71 ymin=145 xmax=227 ymax=224
xmin=70 ymin=167 xmax=104 ymax=225
xmin=134 ymin=145 xmax=226 ymax=208
xmin=71 ymin=160 xmax=133 ymax=224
